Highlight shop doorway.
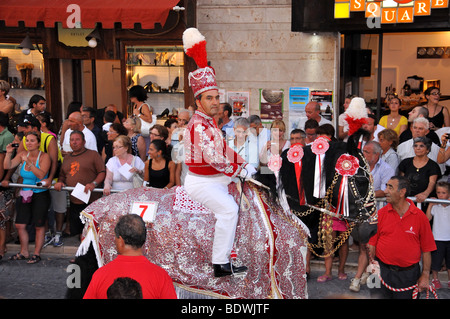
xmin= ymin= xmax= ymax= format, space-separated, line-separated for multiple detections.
xmin=60 ymin=59 xmax=123 ymax=119
xmin=81 ymin=60 xmax=122 ymax=110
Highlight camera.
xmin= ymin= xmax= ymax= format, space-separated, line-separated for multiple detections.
xmin=446 ymin=133 xmax=450 ymax=140
xmin=11 ymin=143 xmax=19 ymax=148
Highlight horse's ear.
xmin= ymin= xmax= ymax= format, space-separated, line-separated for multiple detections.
xmin=346 ymin=128 xmax=370 ymax=155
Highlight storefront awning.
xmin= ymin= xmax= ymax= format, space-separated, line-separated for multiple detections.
xmin=0 ymin=0 xmax=181 ymax=29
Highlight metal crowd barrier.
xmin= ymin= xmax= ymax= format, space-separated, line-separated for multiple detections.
xmin=4 ymin=183 xmax=450 ymax=208
xmin=376 ymin=197 xmax=450 ymax=210
xmin=6 ymin=183 xmax=122 ymax=193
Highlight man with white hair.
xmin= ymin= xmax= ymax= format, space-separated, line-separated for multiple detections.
xmin=399 ymin=106 xmax=440 ymax=145
xmin=397 ymin=117 xmax=444 ymax=175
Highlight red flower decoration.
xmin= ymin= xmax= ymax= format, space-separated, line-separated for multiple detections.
xmin=335 ymin=154 xmax=359 ymax=176
xmin=287 ymin=144 xmax=304 ymax=164
xmin=268 ymin=154 xmax=282 ymax=172
xmin=311 ymin=137 xmax=329 ymax=155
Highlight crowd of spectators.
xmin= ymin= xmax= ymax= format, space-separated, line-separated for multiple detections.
xmin=0 ymin=79 xmax=449 ymax=299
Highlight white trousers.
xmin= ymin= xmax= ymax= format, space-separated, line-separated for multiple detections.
xmin=184 ymin=173 xmax=238 ymax=264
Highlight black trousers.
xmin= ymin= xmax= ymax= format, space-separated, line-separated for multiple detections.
xmin=370 ymin=260 xmax=421 ymax=299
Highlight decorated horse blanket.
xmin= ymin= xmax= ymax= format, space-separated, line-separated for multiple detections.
xmin=76 ymin=182 xmax=309 ymax=299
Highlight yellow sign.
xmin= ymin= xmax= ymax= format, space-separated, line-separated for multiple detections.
xmin=57 ymin=23 xmax=94 ymax=47
xmin=334 ymin=0 xmax=449 ymax=23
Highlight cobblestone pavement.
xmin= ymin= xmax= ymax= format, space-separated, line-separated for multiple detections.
xmin=1 ymin=251 xmax=449 ymax=300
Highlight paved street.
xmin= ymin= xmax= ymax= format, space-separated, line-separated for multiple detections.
xmin=1 ymin=249 xmax=449 ymax=300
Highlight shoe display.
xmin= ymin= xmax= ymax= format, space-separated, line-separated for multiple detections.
xmin=349 ymin=277 xmax=361 ymax=292
xmin=213 ymin=263 xmax=248 ymax=277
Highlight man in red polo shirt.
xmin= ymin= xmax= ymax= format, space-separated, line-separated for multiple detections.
xmin=83 ymin=214 xmax=177 ymax=299
xmin=368 ymin=175 xmax=436 ymax=299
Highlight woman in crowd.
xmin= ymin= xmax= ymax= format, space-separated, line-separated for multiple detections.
xmin=130 ymin=84 xmax=154 ymax=153
xmin=164 ymin=118 xmax=179 ymax=146
xmin=144 ymin=139 xmax=175 ymax=189
xmin=0 ymin=80 xmax=14 ymax=115
xmin=4 ymin=131 xmax=51 ymax=264
xmin=149 ymin=124 xmax=172 ymax=160
xmin=377 ymin=128 xmax=400 ymax=173
xmin=398 ymin=136 xmax=441 ymax=206
xmin=423 ymin=86 xmax=450 ymax=130
xmin=229 ymin=117 xmax=259 ymax=171
xmin=36 ymin=113 xmax=57 ymax=138
xmin=378 ymin=96 xmax=408 ymax=136
xmin=103 ymin=135 xmax=145 ymax=196
xmin=260 ymin=119 xmax=290 ymax=166
xmin=102 ymin=122 xmax=128 ymax=164
xmin=123 ymin=117 xmax=146 ymax=162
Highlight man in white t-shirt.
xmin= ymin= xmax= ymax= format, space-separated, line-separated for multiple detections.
xmin=297 ymin=101 xmax=333 ymax=131
xmin=62 ymin=111 xmax=98 ymax=154
xmin=248 ymin=115 xmax=270 ymax=154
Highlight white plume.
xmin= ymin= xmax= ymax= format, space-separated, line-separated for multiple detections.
xmin=345 ymin=97 xmax=367 ymax=119
xmin=182 ymin=28 xmax=205 ymax=52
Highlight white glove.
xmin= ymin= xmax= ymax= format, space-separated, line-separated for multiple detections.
xmin=239 ymin=164 xmax=257 ymax=180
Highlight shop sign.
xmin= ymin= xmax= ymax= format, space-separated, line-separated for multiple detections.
xmin=334 ymin=0 xmax=449 ymax=25
xmin=57 ymin=23 xmax=94 ymax=47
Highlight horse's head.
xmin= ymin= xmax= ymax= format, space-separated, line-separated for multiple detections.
xmin=279 ymin=128 xmax=375 ymax=223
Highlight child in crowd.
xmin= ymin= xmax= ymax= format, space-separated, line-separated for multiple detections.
xmin=426 ymin=180 xmax=450 ymax=289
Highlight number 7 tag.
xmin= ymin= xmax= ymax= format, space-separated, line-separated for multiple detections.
xmin=130 ymin=201 xmax=158 ymax=223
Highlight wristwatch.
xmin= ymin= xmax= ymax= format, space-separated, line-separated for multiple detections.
xmin=92 ymin=181 xmax=98 ymax=187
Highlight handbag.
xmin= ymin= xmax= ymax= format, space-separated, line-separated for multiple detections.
xmin=131 ymin=156 xmax=144 ymax=188
xmin=139 ymin=118 xmax=152 ymax=137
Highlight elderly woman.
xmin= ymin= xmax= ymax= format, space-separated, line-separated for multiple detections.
xmin=103 ymin=135 xmax=145 ymax=196
xmin=228 ymin=117 xmax=259 ymax=171
xmin=398 ymin=136 xmax=441 ymax=204
xmin=377 ymin=128 xmax=400 ymax=173
xmin=123 ymin=117 xmax=146 ymax=162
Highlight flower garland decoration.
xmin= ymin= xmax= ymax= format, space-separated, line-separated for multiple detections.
xmin=287 ymin=144 xmax=305 ymax=204
xmin=311 ymin=136 xmax=329 ymax=155
xmin=268 ymin=154 xmax=282 ymax=173
xmin=336 ymin=154 xmax=359 ymax=177
xmin=335 ymin=154 xmax=360 ymax=218
xmin=311 ymin=137 xmax=329 ymax=198
xmin=287 ymin=144 xmax=304 ymax=164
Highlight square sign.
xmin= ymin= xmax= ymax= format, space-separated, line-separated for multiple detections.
xmin=130 ymin=201 xmax=158 ymax=223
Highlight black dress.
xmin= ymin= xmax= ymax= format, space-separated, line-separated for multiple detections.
xmin=148 ymin=159 xmax=170 ymax=189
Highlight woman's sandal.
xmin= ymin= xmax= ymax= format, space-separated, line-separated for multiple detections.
xmin=317 ymin=275 xmax=332 ymax=283
xmin=9 ymin=253 xmax=29 ymax=261
xmin=27 ymin=255 xmax=41 ymax=264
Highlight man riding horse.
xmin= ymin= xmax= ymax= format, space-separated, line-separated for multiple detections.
xmin=182 ymin=28 xmax=257 ymax=277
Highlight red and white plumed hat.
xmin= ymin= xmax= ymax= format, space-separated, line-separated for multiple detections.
xmin=344 ymin=97 xmax=368 ymax=136
xmin=182 ymin=28 xmax=218 ymax=98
